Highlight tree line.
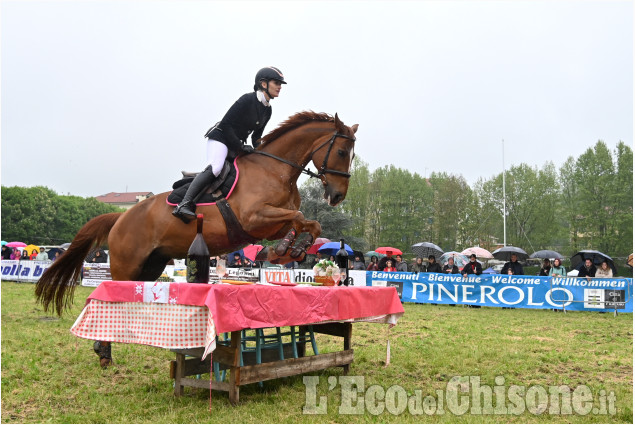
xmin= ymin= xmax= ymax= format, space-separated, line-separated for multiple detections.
xmin=1 ymin=186 xmax=124 ymax=244
xmin=300 ymin=140 xmax=632 ymax=258
xmin=1 ymin=140 xmax=631 ymax=259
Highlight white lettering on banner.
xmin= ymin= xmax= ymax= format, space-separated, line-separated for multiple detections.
xmin=480 ymin=286 xmax=499 ymax=304
xmin=491 ymin=276 xmax=541 ymax=285
xmin=438 ymin=285 xmax=458 ymax=303
xmin=1 ymin=260 xmax=52 ymax=282
xmin=410 ymin=283 xmax=427 ymax=300
xmin=429 ymin=274 xmax=482 ymax=284
xmin=461 ymin=285 xmax=477 ymax=303
xmin=551 ymin=277 xmax=625 ymax=288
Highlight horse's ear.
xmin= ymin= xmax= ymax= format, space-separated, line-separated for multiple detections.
xmin=351 ymin=124 xmax=359 ymax=134
xmin=334 ymin=113 xmax=345 ymax=132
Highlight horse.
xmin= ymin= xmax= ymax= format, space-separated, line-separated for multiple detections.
xmin=35 ymin=111 xmax=358 ymax=319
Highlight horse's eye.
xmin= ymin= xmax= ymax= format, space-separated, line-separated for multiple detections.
xmin=337 ymin=149 xmax=346 ymax=157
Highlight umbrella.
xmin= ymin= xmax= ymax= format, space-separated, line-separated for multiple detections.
xmin=364 ymin=251 xmax=385 ymax=259
xmin=376 ymin=246 xmax=403 ymax=256
xmin=492 ymin=246 xmax=529 ymax=262
xmin=60 ymin=242 xmax=72 ymax=249
xmin=47 ymin=247 xmax=65 ymax=260
xmin=482 ymin=267 xmax=497 ymax=275
xmin=318 ymin=242 xmax=354 ymax=256
xmin=6 ymin=241 xmax=26 ymax=248
xmin=306 ymin=237 xmax=331 ymax=255
xmin=529 ymin=250 xmax=564 ymax=260
xmin=439 ymin=251 xmax=470 ymax=268
xmin=24 ymin=244 xmax=40 ymax=255
xmin=1 ymin=241 xmax=7 ymax=246
xmin=243 ymin=244 xmax=263 ymax=262
xmin=228 ymin=249 xmax=245 ymax=260
xmin=460 ymin=246 xmax=493 ymax=259
xmin=411 ymin=242 xmax=443 ymax=259
xmin=570 ymin=250 xmax=617 ymax=275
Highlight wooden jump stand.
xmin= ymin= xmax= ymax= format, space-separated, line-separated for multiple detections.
xmin=170 ymin=322 xmax=353 ymax=405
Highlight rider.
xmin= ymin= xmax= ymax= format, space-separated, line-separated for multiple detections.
xmin=172 ymin=66 xmax=286 ymax=223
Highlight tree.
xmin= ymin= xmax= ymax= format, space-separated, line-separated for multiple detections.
xmin=1 ymin=186 xmax=124 ymax=244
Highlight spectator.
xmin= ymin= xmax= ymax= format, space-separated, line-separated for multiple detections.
xmin=230 ymin=253 xmax=244 ymax=268
xmin=378 ymin=251 xmax=396 ymax=270
xmin=311 ymin=252 xmax=323 ymax=266
xmin=29 ymin=249 xmax=38 ymax=260
xmin=501 ymin=253 xmax=524 ymax=275
xmin=548 ymin=258 xmax=567 ymax=277
xmin=351 ymin=255 xmax=366 ymax=270
xmin=89 ymin=249 xmax=108 ymax=263
xmin=462 ymin=254 xmax=482 ymax=277
xmin=410 ymin=257 xmax=426 ymax=273
xmin=595 ymin=260 xmax=613 ymax=278
xmin=10 ymin=249 xmax=21 ymax=260
xmin=210 ymin=256 xmax=219 ymax=267
xmin=394 ymin=254 xmax=408 ymax=272
xmin=577 ymin=258 xmax=596 ymax=279
xmin=284 ymin=260 xmax=297 ymax=269
xmin=383 ymin=259 xmax=396 ymax=272
xmin=443 ymin=257 xmax=460 ymax=274
xmin=538 ymin=259 xmax=551 ymax=276
xmin=426 ymin=255 xmax=442 ymax=273
xmin=329 ymin=255 xmax=336 ymax=262
xmin=366 ymin=255 xmax=379 ymax=271
xmin=52 ymin=251 xmax=61 ymax=262
xmin=1 ymin=245 xmax=11 ymax=260
xmin=35 ymin=248 xmax=48 ymax=261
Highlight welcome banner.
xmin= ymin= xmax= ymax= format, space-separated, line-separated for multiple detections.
xmin=367 ymin=271 xmax=633 ymax=313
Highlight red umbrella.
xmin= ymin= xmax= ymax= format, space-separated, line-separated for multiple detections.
xmin=242 ymin=244 xmax=264 ymax=262
xmin=306 ymin=237 xmax=331 ymax=255
xmin=375 ymin=246 xmax=403 ymax=255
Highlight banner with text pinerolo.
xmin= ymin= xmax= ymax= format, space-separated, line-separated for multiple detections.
xmin=367 ymin=271 xmax=633 ymax=313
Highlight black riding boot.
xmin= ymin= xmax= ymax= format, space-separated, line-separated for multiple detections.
xmin=172 ymin=165 xmax=216 ymax=223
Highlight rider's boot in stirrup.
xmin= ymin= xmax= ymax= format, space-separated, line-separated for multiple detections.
xmin=172 ymin=165 xmax=216 ymax=224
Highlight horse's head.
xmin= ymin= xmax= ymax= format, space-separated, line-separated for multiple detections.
xmin=311 ymin=114 xmax=358 ymax=206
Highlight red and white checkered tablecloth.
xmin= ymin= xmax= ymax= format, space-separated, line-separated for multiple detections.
xmin=71 ymin=281 xmax=405 ymax=359
xmin=72 ymin=300 xmax=217 ymax=355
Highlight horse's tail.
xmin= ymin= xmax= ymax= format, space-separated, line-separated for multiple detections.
xmin=35 ymin=212 xmax=122 ymax=316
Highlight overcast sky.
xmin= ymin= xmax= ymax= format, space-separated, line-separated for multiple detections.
xmin=1 ymin=0 xmax=632 ymax=198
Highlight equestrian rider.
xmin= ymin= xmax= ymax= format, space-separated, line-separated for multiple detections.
xmin=172 ymin=66 xmax=286 ymax=223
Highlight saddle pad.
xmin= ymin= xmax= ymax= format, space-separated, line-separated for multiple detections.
xmin=166 ymin=159 xmax=239 ymax=206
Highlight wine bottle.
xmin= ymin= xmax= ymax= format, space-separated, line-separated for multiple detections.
xmin=186 ymin=214 xmax=210 ymax=284
xmin=335 ymin=238 xmax=349 ymax=286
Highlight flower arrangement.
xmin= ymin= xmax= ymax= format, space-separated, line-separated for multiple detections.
xmin=312 ymin=259 xmax=340 ymax=286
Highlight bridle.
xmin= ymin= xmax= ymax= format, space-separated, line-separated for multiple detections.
xmin=252 ymin=130 xmax=356 ymax=180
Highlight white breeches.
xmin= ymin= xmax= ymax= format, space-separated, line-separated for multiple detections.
xmin=206 ymin=139 xmax=228 ymax=177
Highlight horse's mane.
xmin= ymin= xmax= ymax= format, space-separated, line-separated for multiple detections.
xmin=261 ymin=111 xmax=333 ymax=144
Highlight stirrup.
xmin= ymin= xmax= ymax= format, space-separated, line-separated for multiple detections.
xmin=172 ymin=202 xmax=196 ymax=223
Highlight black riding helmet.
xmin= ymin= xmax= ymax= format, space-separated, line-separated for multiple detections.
xmin=254 ymin=66 xmax=287 ymax=99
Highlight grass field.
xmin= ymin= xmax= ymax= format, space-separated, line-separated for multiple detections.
xmin=1 ymin=281 xmax=632 ymax=423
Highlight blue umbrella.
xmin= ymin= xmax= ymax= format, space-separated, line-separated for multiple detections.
xmin=228 ymin=249 xmax=245 ymax=260
xmin=1 ymin=241 xmax=7 ymax=246
xmin=318 ymin=242 xmax=353 ymax=256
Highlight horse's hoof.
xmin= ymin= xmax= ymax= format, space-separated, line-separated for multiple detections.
xmin=255 ymin=246 xmax=270 ymax=261
xmin=100 ymin=357 xmax=113 ymax=368
xmin=290 ymin=247 xmax=305 ymax=259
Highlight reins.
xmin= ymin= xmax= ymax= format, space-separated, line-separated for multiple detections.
xmin=252 ymin=131 xmax=356 ymax=180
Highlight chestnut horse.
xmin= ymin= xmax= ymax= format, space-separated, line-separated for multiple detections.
xmin=36 ymin=111 xmax=358 ymax=316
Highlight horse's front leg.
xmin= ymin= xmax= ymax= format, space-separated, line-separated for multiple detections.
xmin=249 ymin=206 xmax=321 ymax=262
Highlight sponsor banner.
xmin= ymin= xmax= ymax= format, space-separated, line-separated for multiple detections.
xmin=1 ymin=260 xmax=52 ymax=282
xmin=368 ymin=271 xmax=633 ymax=312
xmin=259 ymin=268 xmax=367 ymax=286
xmin=82 ymin=263 xmax=113 ymax=287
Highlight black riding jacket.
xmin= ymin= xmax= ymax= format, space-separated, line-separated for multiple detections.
xmin=205 ymin=92 xmax=272 ymax=152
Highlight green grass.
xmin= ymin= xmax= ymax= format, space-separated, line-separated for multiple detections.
xmin=1 ymin=281 xmax=632 ymax=423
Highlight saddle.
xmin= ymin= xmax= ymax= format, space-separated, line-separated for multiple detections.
xmin=166 ymin=159 xmax=238 ymax=206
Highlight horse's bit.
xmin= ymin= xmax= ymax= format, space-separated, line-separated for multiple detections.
xmin=252 ymin=131 xmax=356 ymax=180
